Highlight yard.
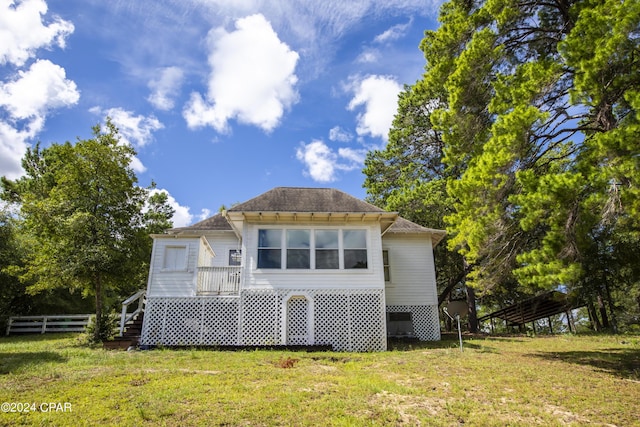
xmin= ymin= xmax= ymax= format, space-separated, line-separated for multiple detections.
xmin=0 ymin=333 xmax=638 ymax=426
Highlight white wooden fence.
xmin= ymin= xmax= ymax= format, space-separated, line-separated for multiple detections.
xmin=5 ymin=314 xmax=93 ymax=335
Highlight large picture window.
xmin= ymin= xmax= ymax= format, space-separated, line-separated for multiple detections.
xmin=256 ymin=228 xmax=368 ymax=270
xmin=258 ymin=229 xmax=282 ymax=269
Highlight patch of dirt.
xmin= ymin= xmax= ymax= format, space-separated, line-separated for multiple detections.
xmin=370 ymin=390 xmax=448 ymax=425
xmin=544 ymin=404 xmax=595 ymax=425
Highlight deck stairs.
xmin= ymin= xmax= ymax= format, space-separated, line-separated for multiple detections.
xmin=103 ymin=312 xmax=144 ymax=350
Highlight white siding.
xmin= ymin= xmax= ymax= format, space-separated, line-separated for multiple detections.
xmin=382 ymin=234 xmax=438 ymax=306
xmin=147 ymin=237 xmax=199 ymax=297
xmin=202 ymin=233 xmax=242 ymax=268
xmin=242 ymin=222 xmax=386 ymax=291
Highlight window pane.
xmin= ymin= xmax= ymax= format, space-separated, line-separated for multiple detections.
xmin=287 ymin=249 xmax=310 ymax=269
xmin=383 ymin=250 xmax=390 ymax=281
xmin=343 ymin=230 xmax=366 ymax=248
xmin=229 ymin=249 xmax=242 ymax=266
xmin=287 ymin=229 xmax=310 ymax=248
xmin=345 ymin=249 xmax=367 ymax=269
xmin=316 ymin=249 xmax=339 ymax=269
xmin=258 ymin=249 xmax=281 ymax=268
xmin=259 ymin=229 xmax=281 ymax=248
xmin=164 ymin=246 xmax=186 ymax=270
xmin=315 ymin=230 xmax=338 ymax=249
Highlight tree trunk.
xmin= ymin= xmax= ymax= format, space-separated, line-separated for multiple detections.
xmin=438 ymin=262 xmax=474 ymax=307
xmin=94 ymin=273 xmax=103 ymax=343
xmin=587 ymin=300 xmax=601 ymax=331
xmin=466 ymin=285 xmax=478 ymax=333
xmin=597 ymin=294 xmax=609 ymax=329
xmin=603 ymin=280 xmax=618 ymax=333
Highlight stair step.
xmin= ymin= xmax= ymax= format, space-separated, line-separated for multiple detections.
xmin=103 ymin=337 xmax=139 ymax=350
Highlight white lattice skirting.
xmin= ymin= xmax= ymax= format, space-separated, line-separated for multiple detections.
xmin=386 ymin=305 xmax=441 ymax=341
xmin=141 ymin=289 xmax=388 ymax=351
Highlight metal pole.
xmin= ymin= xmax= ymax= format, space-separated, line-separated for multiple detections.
xmin=456 ymin=314 xmax=463 ymax=352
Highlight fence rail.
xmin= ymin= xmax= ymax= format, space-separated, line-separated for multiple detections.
xmin=5 ymin=314 xmax=93 ymax=335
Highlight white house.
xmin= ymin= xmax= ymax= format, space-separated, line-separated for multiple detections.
xmin=140 ymin=187 xmax=445 ymax=351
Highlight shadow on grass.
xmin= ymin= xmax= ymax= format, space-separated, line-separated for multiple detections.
xmin=532 ymin=348 xmax=640 ymax=380
xmin=0 ymin=351 xmax=68 ymax=374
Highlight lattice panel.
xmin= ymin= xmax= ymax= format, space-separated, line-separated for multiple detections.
xmin=350 ymin=292 xmax=386 ymax=351
xmin=202 ymin=298 xmax=240 ymax=345
xmin=286 ymin=297 xmax=309 ymax=345
xmin=142 ymin=290 xmax=390 ymax=351
xmin=313 ymin=293 xmax=351 ymax=351
xmin=240 ymin=291 xmax=280 ymax=345
xmin=386 ymin=305 xmax=441 ymax=341
xmin=163 ymin=298 xmax=204 ymax=345
xmin=141 ymin=297 xmax=240 ymax=346
xmin=141 ymin=298 xmax=165 ymax=344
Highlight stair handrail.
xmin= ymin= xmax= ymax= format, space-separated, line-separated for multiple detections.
xmin=119 ymin=290 xmax=146 ymax=337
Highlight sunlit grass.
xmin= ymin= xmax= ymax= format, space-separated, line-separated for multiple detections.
xmin=0 ymin=333 xmax=638 ymax=426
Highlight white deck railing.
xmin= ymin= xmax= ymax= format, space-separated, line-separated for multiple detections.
xmin=197 ymin=266 xmax=241 ymax=295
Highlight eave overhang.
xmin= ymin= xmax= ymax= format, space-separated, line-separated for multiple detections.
xmin=224 ymin=210 xmax=398 ymax=236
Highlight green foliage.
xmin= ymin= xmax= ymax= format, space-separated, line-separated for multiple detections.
xmin=81 ymin=312 xmax=119 ymax=345
xmin=0 ymin=334 xmax=638 ymax=425
xmin=0 ymin=120 xmax=174 ymax=342
xmin=365 ymin=0 xmax=640 ymax=327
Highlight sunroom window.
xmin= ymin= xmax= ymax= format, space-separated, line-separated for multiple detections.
xmin=315 ymin=229 xmax=339 ymax=269
xmin=256 ymin=228 xmax=368 ymax=270
xmin=287 ymin=229 xmax=310 ymax=269
xmin=258 ymin=229 xmax=282 ymax=269
xmin=343 ymin=229 xmax=367 ymax=269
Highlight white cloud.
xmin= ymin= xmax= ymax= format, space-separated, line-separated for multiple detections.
xmin=296 ymin=140 xmax=338 ymax=183
xmin=0 ymin=0 xmax=74 ymax=67
xmin=99 ymin=107 xmax=164 ymax=148
xmin=149 ymin=188 xmax=193 ymax=228
xmin=0 ymin=59 xmax=79 ymax=179
xmin=0 ymin=59 xmax=79 ymax=119
xmin=90 ymin=107 xmax=164 ymax=174
xmin=147 ymin=66 xmax=184 ymax=111
xmin=373 ymin=20 xmax=412 ymax=44
xmin=329 ymin=126 xmax=353 ymax=143
xmin=0 ymin=122 xmax=32 ymax=180
xmin=355 ymin=48 xmax=380 ymax=64
xmin=198 ymin=208 xmax=212 ymax=222
xmin=347 ymin=75 xmax=402 ymax=141
xmin=296 ymin=139 xmax=364 ymax=183
xmin=338 ymin=147 xmax=366 ymax=164
xmin=183 ymin=14 xmax=299 ymax=133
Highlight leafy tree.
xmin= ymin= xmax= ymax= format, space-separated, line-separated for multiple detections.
xmin=364 ymin=85 xmax=477 ymax=330
xmin=366 ymin=0 xmax=640 ymax=329
xmin=1 ymin=120 xmax=173 ymax=342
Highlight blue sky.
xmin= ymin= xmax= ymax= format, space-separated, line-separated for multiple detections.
xmin=0 ymin=0 xmax=442 ymax=226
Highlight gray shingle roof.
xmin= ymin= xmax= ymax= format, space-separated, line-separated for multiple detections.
xmin=167 ymin=187 xmax=445 ymax=245
xmin=169 ymin=212 xmax=232 ymax=233
xmin=228 ymin=187 xmax=386 ymax=213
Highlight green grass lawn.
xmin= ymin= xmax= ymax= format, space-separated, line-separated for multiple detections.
xmin=0 ymin=333 xmax=638 ymax=426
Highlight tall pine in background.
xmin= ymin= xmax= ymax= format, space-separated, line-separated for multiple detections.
xmin=364 ymin=0 xmax=640 ymax=330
